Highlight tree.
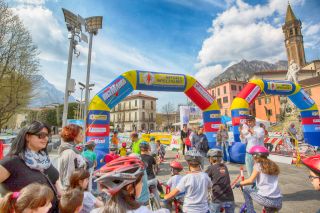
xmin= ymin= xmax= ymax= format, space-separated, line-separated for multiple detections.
xmin=0 ymin=0 xmax=39 ymax=129
xmin=161 ymin=102 xmax=175 ymax=130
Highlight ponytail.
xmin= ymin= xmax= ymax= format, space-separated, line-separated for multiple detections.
xmin=0 ymin=191 xmax=19 ymax=213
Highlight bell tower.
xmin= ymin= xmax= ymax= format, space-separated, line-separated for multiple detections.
xmin=282 ymin=3 xmax=306 ymax=67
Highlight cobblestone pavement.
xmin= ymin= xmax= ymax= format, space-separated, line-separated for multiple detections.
xmin=156 ymin=150 xmax=319 ymax=213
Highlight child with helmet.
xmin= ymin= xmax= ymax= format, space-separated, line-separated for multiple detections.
xmin=302 ymin=154 xmax=320 ymax=191
xmin=92 ymin=156 xmax=169 ymax=213
xmin=235 ymin=145 xmax=282 ymax=212
xmin=100 ymin=143 xmax=119 ymax=164
xmin=164 ymin=150 xmax=212 ymax=213
xmin=119 ymin=142 xmax=127 ymax=157
xmin=206 ymin=148 xmax=235 ymax=213
xmin=164 ymin=161 xmax=184 ymax=210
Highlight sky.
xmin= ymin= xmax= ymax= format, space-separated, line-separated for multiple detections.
xmin=7 ymin=0 xmax=320 ymax=111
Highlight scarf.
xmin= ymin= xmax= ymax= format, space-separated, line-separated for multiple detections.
xmin=23 ymin=148 xmax=51 ymax=172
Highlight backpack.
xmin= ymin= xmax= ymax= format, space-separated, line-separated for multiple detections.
xmin=196 ymin=135 xmax=209 ymax=153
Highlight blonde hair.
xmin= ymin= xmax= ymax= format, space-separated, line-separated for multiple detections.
xmin=219 ymin=124 xmax=226 ymax=131
xmin=0 ymin=183 xmax=54 ymax=213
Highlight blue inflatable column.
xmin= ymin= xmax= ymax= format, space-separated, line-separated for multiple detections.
xmin=203 ymin=110 xmax=221 ymax=148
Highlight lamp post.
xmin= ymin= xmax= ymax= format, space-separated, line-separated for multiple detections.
xmin=61 ymin=8 xmax=87 ymax=127
xmin=83 ymin=16 xmax=103 ymax=126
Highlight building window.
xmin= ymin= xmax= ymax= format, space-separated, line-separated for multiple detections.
xmin=218 ymin=88 xmax=220 ymax=96
xmin=217 ymin=98 xmax=221 ymax=106
xmin=267 ymin=109 xmax=273 ymax=116
xmin=118 ymin=103 xmax=121 ymax=110
xmin=233 ymin=96 xmax=236 ymax=100
xmin=150 ymin=113 xmax=153 ymax=121
xmin=231 ymin=85 xmax=237 ymax=91
xmin=129 ymin=113 xmax=131 ymax=121
xmin=135 ymin=100 xmax=137 ymax=107
xmin=258 ymin=98 xmax=262 ymax=105
xmin=142 ymin=112 xmax=145 ymax=120
xmin=135 ymin=112 xmax=137 ymax=121
xmin=223 ymin=96 xmax=228 ymax=103
xmin=290 ymin=28 xmax=293 ymax=35
xmin=265 ymin=97 xmax=271 ymax=104
xmin=239 ymin=86 xmax=242 ymax=90
xmin=142 ymin=100 xmax=145 ymax=109
xmin=151 ymin=101 xmax=154 ymax=110
xmin=224 ymin=86 xmax=226 ymax=94
xmin=129 ymin=102 xmax=131 ymax=109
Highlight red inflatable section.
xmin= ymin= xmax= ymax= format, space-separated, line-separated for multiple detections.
xmin=185 ymin=81 xmax=214 ymax=110
xmin=237 ymin=83 xmax=261 ymax=105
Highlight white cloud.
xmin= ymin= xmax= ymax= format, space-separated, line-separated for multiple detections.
xmin=194 ymin=0 xmax=304 ymax=85
xmin=195 ymin=64 xmax=223 ymax=86
xmin=305 ymin=23 xmax=320 ymax=36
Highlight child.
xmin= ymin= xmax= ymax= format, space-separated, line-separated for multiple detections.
xmin=140 ymin=142 xmax=165 ymax=196
xmin=206 ymin=149 xmax=235 ymax=213
xmin=59 ymin=188 xmax=84 ymax=213
xmin=0 ymin=183 xmax=54 ymax=213
xmin=119 ymin=142 xmax=127 ymax=157
xmin=164 ymin=150 xmax=212 ymax=213
xmin=236 ymin=145 xmax=282 ymax=212
xmin=101 ymin=143 xmax=119 ymax=164
xmin=156 ymin=140 xmax=166 ymax=161
xmin=69 ymin=169 xmax=104 ymax=213
xmin=149 ymin=136 xmax=158 ymax=157
xmin=82 ymin=141 xmax=97 ymax=191
xmin=164 ymin=161 xmax=184 ymax=209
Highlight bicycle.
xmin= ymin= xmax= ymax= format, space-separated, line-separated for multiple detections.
xmin=164 ymin=185 xmax=183 ymax=213
xmin=148 ymin=179 xmax=162 ymax=210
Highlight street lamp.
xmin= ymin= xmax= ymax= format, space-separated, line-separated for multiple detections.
xmin=61 ymin=8 xmax=87 ymax=127
xmin=83 ymin=16 xmax=103 ymax=126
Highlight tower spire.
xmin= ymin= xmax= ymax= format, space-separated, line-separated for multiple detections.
xmin=285 ymin=3 xmax=297 ymax=23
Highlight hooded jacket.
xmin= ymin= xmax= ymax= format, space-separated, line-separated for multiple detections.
xmin=58 ymin=142 xmax=86 ymax=188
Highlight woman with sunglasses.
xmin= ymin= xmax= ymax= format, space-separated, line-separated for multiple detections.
xmin=0 ymin=121 xmax=61 ymax=213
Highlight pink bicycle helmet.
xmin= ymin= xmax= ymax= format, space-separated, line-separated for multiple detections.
xmin=170 ymin=161 xmax=183 ymax=171
xmin=249 ymin=145 xmax=269 ymax=157
xmin=95 ymin=156 xmax=145 ymax=195
xmin=302 ymin=154 xmax=320 ymax=176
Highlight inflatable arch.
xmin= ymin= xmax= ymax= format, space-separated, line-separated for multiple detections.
xmin=229 ymin=79 xmax=320 ymax=163
xmin=86 ymin=70 xmax=221 ymax=166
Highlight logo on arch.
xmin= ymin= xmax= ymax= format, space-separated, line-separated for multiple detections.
xmin=143 ymin=72 xmax=155 ymax=85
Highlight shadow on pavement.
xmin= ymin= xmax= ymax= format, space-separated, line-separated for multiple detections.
xmin=282 ymin=190 xmax=319 ymax=201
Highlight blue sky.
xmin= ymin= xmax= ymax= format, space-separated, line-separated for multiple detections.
xmin=8 ymin=0 xmax=320 ymax=111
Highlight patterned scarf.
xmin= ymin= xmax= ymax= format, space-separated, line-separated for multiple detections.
xmin=23 ymin=148 xmax=51 ymax=172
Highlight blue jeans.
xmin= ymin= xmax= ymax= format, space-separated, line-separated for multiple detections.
xmin=209 ymin=201 xmax=235 ymax=213
xmin=222 ymin=142 xmax=230 ymax=162
xmin=245 ymin=153 xmax=254 ymax=177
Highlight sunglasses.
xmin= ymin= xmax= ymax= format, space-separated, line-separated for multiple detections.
xmin=32 ymin=132 xmax=50 ymax=139
xmin=308 ymin=175 xmax=320 ymax=181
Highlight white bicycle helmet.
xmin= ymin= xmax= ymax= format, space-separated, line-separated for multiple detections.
xmin=207 ymin=148 xmax=223 ymax=158
xmin=185 ymin=150 xmax=203 ymax=165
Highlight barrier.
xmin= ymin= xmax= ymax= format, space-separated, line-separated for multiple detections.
xmin=230 ymin=79 xmax=320 ymax=163
xmin=86 ymin=71 xmax=221 ymax=166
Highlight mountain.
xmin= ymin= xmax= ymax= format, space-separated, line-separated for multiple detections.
xmin=29 ymin=75 xmax=75 ymax=108
xmin=207 ymin=60 xmax=288 ymax=88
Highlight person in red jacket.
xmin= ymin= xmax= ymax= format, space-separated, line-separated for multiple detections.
xmin=101 ymin=144 xmax=119 ymax=164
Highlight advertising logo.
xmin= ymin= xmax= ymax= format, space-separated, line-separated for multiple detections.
xmin=312 ymin=111 xmax=319 ymax=116
xmin=300 ymin=89 xmax=315 ymax=105
xmin=267 ymin=82 xmax=292 ymax=91
xmin=210 ymin=113 xmax=220 ymax=118
xmin=102 ymin=78 xmax=127 ymax=101
xmin=142 ymin=72 xmax=155 ymax=85
xmin=194 ymin=82 xmax=214 ymax=103
xmin=89 ymin=114 xmax=108 ymax=120
xmin=239 ymin=110 xmax=249 ymax=116
xmin=89 ymin=137 xmax=106 ymax=144
xmin=245 ymin=86 xmax=260 ymax=103
xmin=89 ymin=127 xmax=107 ymax=133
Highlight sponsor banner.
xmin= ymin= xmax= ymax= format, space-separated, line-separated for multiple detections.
xmin=185 ymin=81 xmax=214 ymax=110
xmin=98 ymin=76 xmax=134 ymax=109
xmin=136 ymin=71 xmax=186 ymax=91
xmin=204 ymin=122 xmax=221 ymax=132
xmin=141 ymin=133 xmax=172 ymax=145
xmin=86 ymin=124 xmax=110 ymax=137
xmin=302 ymin=124 xmax=320 ymax=132
xmin=263 ymin=80 xmax=295 ymax=95
xmin=289 ymin=89 xmax=315 ymax=110
xmin=300 ymin=110 xmax=319 ymax=118
xmin=231 ymin=109 xmax=249 ymax=117
xmin=87 ymin=110 xmax=110 ymax=125
xmin=232 ymin=117 xmax=248 ymax=126
xmin=301 ymin=118 xmax=320 ymax=125
xmin=237 ymin=83 xmax=261 ymax=105
xmin=203 ymin=110 xmax=221 ymax=122
xmin=86 ymin=136 xmax=109 ymax=145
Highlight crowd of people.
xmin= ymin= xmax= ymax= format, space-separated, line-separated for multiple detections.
xmin=0 ymin=118 xmax=318 ymax=213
